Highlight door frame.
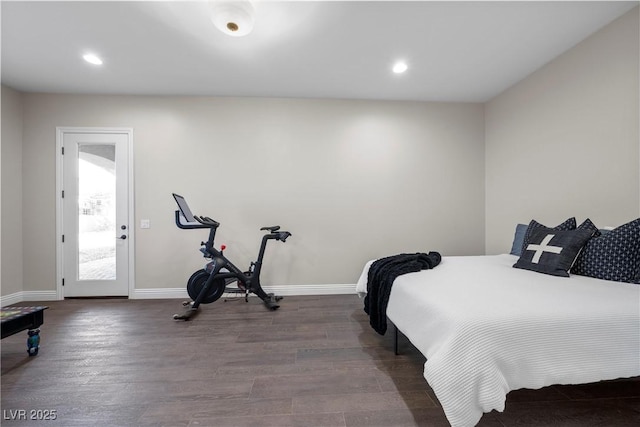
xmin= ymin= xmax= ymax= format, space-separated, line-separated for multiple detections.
xmin=55 ymin=127 xmax=135 ymax=300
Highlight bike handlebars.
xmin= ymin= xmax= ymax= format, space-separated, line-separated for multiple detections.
xmin=196 ymin=216 xmax=221 ymax=228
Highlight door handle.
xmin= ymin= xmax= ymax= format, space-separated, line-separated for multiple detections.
xmin=119 ymin=235 xmax=127 ymax=240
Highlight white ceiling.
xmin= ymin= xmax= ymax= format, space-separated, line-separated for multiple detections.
xmin=1 ymin=1 xmax=637 ymax=102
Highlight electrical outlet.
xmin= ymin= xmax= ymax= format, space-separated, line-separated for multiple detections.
xmin=140 ymin=219 xmax=150 ymax=229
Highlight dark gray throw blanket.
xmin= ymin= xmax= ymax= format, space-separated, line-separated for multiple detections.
xmin=364 ymin=252 xmax=441 ymax=335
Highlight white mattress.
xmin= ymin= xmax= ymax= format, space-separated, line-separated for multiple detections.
xmin=356 ymin=254 xmax=640 ymax=427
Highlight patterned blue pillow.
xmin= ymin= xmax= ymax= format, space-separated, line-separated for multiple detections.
xmin=521 ymin=217 xmax=577 ymax=256
xmin=577 ymin=218 xmax=601 ymax=238
xmin=571 ymin=218 xmax=640 ymax=283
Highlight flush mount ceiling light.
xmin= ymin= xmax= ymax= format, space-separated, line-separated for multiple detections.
xmin=210 ymin=0 xmax=256 ymax=37
xmin=83 ymin=53 xmax=103 ymax=65
xmin=392 ymin=61 xmax=408 ymax=74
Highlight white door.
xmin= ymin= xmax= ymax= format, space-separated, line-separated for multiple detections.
xmin=60 ymin=130 xmax=132 ymax=297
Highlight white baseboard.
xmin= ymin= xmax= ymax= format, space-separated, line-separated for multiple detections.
xmin=131 ymin=284 xmax=356 ymax=300
xmin=1 ymin=291 xmax=59 ymax=307
xmin=131 ymin=288 xmax=189 ymax=299
xmin=263 ymin=284 xmax=356 ymax=296
xmin=2 ymin=285 xmax=357 ymax=305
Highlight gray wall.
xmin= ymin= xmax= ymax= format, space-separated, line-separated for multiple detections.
xmin=485 ymin=7 xmax=639 ymax=254
xmin=3 ymin=6 xmax=638 ymax=299
xmin=18 ymin=95 xmax=485 ymax=294
xmin=1 ymin=86 xmax=24 ymax=297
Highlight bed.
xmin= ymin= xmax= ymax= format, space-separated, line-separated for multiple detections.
xmin=356 ymin=253 xmax=640 ymax=427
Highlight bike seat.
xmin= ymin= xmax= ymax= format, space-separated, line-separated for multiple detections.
xmin=260 ymin=225 xmax=280 ymax=232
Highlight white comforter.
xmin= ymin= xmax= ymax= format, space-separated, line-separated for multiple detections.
xmin=356 ymin=254 xmax=640 ymax=427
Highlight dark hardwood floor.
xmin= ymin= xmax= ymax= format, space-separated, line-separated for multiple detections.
xmin=1 ymin=295 xmax=639 ymax=426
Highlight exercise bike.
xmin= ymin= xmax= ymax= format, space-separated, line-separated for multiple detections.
xmin=172 ymin=193 xmax=291 ymax=320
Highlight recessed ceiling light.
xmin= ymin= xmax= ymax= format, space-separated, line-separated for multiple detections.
xmin=83 ymin=53 xmax=103 ymax=65
xmin=392 ymin=61 xmax=408 ymax=74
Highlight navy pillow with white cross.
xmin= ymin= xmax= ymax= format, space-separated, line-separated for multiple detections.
xmin=514 ymin=228 xmax=594 ymax=277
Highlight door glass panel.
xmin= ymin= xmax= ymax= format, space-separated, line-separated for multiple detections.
xmin=77 ymin=144 xmax=116 ymax=280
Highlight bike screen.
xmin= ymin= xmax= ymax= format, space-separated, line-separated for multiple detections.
xmin=173 ymin=193 xmax=197 ymax=223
